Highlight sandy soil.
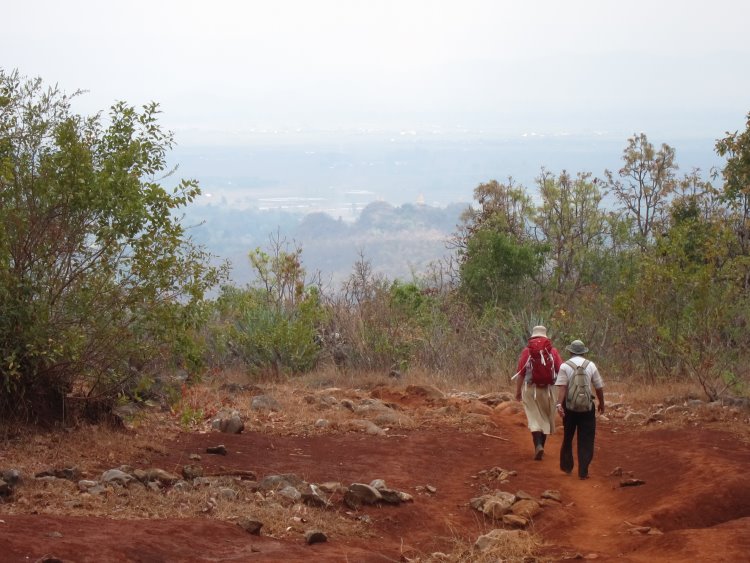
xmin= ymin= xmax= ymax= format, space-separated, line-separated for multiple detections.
xmin=1 ymin=388 xmax=749 ymax=562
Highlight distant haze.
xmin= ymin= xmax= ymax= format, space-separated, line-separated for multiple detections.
xmin=3 ymin=0 xmax=749 ymax=141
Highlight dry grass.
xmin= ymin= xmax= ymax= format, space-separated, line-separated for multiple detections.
xmin=401 ymin=526 xmax=544 ymax=562
xmin=0 ymin=415 xmax=180 ymax=480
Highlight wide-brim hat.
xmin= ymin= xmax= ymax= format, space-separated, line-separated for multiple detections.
xmin=566 ymin=339 xmax=589 ymax=354
xmin=530 ymin=325 xmax=547 ymax=338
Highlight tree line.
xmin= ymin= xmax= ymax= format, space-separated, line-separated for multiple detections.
xmin=1 ymin=70 xmax=747 ymax=422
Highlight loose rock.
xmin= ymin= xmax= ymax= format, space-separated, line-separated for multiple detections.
xmin=304 ymin=529 xmax=328 ymax=545
xmin=237 ymin=517 xmax=263 ymax=535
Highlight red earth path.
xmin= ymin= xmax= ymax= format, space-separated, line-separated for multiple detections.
xmin=1 ymin=398 xmax=749 ymax=562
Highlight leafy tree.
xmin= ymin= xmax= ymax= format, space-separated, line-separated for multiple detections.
xmin=534 ymin=169 xmax=608 ymax=300
xmin=0 ymin=70 xmax=226 ymax=420
xmin=452 ymin=179 xmax=544 ymax=309
xmin=452 ymin=179 xmax=534 ymax=253
xmin=459 ymin=228 xmax=546 ymax=308
xmin=605 ymin=133 xmax=678 ymax=249
xmin=715 ymin=111 xmax=750 ymax=289
xmin=614 ymin=188 xmax=744 ymax=390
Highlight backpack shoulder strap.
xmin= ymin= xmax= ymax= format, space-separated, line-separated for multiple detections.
xmin=581 ymin=359 xmax=590 ymax=369
xmin=564 ymin=359 xmax=577 ymax=369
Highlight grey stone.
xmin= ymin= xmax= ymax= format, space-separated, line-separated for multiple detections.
xmin=369 ymin=479 xmax=387 ymax=490
xmin=77 ymin=480 xmax=99 ymax=492
xmin=339 ymin=399 xmax=356 ymax=411
xmin=478 ymin=392 xmax=514 ymax=406
xmin=35 ymin=467 xmax=81 ymax=482
xmin=405 ymin=384 xmax=445 ymax=400
xmin=145 ymin=468 xmax=180 ymax=485
xmin=372 ymin=411 xmax=414 ymax=427
xmin=100 ymin=469 xmax=134 ymax=486
xmin=237 ymin=517 xmax=263 ymax=535
xmin=377 ymin=488 xmax=405 ymax=505
xmin=219 ymin=487 xmax=239 ymax=501
xmin=277 ymin=485 xmax=302 ymax=504
xmin=304 ymin=530 xmax=328 ymax=544
xmin=344 ymin=483 xmax=382 ymax=509
xmin=1 ymin=469 xmax=22 ymax=488
xmin=182 ymin=464 xmax=203 ymax=480
xmin=172 ymin=480 xmax=192 ymax=492
xmin=258 ymin=473 xmax=305 ymax=491
xmin=472 ymin=491 xmax=516 ymax=519
xmin=251 ymin=394 xmax=281 ymax=412
xmin=346 ymin=419 xmax=385 ymax=436
xmin=396 ymin=491 xmax=414 ymax=503
xmin=502 ymin=514 xmax=529 ymax=528
xmin=88 ymin=484 xmax=107 ymax=495
xmin=301 ymin=483 xmax=329 ymax=507
xmin=317 ymin=481 xmax=343 ymax=494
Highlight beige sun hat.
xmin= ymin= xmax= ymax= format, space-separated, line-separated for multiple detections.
xmin=566 ymin=339 xmax=589 ymax=355
xmin=530 ymin=325 xmax=547 ymax=338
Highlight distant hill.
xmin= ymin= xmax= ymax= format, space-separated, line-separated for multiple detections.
xmin=184 ymin=201 xmax=467 ymax=288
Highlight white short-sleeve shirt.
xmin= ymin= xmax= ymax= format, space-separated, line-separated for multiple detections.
xmin=555 ymin=356 xmax=604 ymax=390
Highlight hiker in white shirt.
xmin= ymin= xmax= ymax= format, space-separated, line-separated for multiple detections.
xmin=554 ymin=339 xmax=605 ymax=480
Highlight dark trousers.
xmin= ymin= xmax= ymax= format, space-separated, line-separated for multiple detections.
xmin=560 ymin=407 xmax=596 ymax=478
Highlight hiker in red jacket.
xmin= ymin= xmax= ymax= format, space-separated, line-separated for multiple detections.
xmin=514 ymin=325 xmax=563 ymax=460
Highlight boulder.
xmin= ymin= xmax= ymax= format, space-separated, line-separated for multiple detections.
xmin=344 ymin=483 xmax=382 ymax=509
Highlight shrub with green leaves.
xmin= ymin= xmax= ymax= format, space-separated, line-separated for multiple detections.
xmin=0 ymin=70 xmax=226 ymax=420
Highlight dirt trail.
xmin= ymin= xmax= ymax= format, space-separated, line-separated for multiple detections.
xmin=1 ymin=399 xmax=749 ymax=562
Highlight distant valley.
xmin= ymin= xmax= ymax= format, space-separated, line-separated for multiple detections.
xmin=174 ymin=131 xmax=724 ymax=287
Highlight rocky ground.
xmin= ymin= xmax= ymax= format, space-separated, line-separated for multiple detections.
xmin=1 ymin=380 xmax=749 ymax=562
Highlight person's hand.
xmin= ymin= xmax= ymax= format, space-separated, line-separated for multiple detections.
xmin=598 ymin=402 xmax=605 ymax=414
xmin=515 ymin=391 xmax=522 ymax=402
xmin=556 ymin=403 xmax=565 ymax=417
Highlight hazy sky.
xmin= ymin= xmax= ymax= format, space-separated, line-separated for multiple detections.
xmin=4 ymin=0 xmax=750 ymax=143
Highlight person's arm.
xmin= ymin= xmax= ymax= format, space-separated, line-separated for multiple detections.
xmin=515 ymin=372 xmax=524 ymax=401
xmin=515 ymin=349 xmax=529 ymax=401
xmin=591 ymin=363 xmax=605 ymax=414
xmin=555 ymin=363 xmax=568 ymax=416
xmin=595 ymin=387 xmax=605 ymax=414
xmin=555 ymin=384 xmax=566 ymax=417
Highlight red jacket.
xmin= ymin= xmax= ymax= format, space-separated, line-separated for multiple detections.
xmin=516 ymin=337 xmax=562 ymax=380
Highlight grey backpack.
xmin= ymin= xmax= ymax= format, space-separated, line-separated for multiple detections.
xmin=565 ymin=359 xmax=592 ymax=412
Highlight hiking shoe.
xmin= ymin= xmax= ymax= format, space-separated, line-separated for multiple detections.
xmin=534 ymin=444 xmax=544 ymax=460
